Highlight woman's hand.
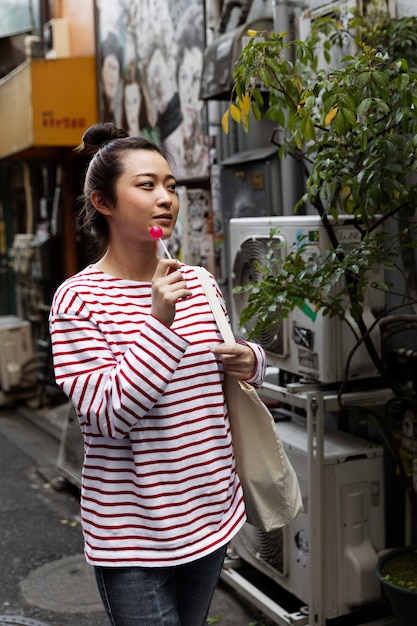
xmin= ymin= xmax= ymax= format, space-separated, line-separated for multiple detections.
xmin=211 ymin=342 xmax=255 ymax=380
xmin=151 ymin=259 xmax=191 ymax=326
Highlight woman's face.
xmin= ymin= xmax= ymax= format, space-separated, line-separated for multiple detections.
xmin=102 ymin=54 xmax=121 ymax=102
xmin=178 ymin=47 xmax=203 ymax=134
xmin=124 ymin=82 xmax=141 ymax=133
xmin=101 ymin=149 xmax=179 ymax=249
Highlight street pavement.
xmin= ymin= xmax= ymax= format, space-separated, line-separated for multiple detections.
xmin=0 ymin=402 xmax=275 ymax=626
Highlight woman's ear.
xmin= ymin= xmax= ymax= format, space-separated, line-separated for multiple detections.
xmin=91 ymin=191 xmax=112 ymax=216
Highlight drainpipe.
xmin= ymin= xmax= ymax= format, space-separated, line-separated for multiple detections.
xmin=38 ymin=0 xmax=50 ymax=32
xmin=271 ymin=0 xmax=300 ymax=215
xmin=22 ymin=162 xmax=34 ymax=235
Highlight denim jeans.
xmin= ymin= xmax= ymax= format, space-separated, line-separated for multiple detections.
xmin=94 ymin=544 xmax=227 ymax=626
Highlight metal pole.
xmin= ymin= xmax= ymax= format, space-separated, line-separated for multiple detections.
xmin=271 ymin=0 xmax=301 ymax=216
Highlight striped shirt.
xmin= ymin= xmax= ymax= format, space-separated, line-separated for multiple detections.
xmin=49 ymin=264 xmax=266 ymax=567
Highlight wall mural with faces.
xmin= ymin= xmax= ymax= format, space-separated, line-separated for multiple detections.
xmin=95 ymin=0 xmax=209 ymax=180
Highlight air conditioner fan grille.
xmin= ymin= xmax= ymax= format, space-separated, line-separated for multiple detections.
xmin=237 ymin=523 xmax=285 ymax=574
xmin=233 ymin=237 xmax=284 ymax=355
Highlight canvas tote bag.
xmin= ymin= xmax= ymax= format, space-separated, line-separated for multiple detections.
xmin=194 ymin=266 xmax=303 ymax=532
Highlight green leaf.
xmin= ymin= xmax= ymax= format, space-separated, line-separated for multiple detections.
xmin=342 ymin=107 xmax=357 ymax=127
xmin=360 ymin=131 xmax=368 ymax=151
xmin=357 ymin=71 xmax=372 ymax=87
xmin=259 ymin=68 xmax=272 ymax=87
xmin=252 ymin=87 xmax=264 ymax=107
xmin=358 ymin=97 xmax=372 ymax=116
xmin=397 ymin=73 xmax=410 ymax=91
xmin=265 ymin=56 xmax=283 ymax=76
xmin=300 ymin=112 xmax=316 ymax=141
xmin=374 ymin=69 xmax=390 ymax=85
xmin=251 ymin=102 xmax=261 ymax=122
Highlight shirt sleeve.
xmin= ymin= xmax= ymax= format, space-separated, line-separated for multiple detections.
xmin=49 ymin=288 xmax=189 ymax=439
xmin=238 ymin=340 xmax=267 ymax=387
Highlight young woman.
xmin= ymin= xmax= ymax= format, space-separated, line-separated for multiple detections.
xmin=49 ymin=123 xmax=266 ymax=626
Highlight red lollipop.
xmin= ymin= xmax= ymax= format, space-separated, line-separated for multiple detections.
xmin=149 ymin=226 xmax=172 ymax=259
xmin=149 ymin=226 xmax=163 ymax=240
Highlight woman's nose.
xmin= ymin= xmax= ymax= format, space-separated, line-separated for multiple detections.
xmin=156 ymin=186 xmax=172 ymax=204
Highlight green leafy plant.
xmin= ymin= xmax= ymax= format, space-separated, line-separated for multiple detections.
xmin=223 ymin=6 xmax=417 ymax=522
xmin=223 ymin=7 xmax=417 ymax=386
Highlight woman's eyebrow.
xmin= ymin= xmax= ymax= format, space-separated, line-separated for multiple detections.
xmin=131 ymin=172 xmax=177 ymax=183
xmin=131 ymin=171 xmax=155 ymax=178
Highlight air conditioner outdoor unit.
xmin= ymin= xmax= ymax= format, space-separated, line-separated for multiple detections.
xmin=228 ymin=216 xmax=384 ymax=383
xmin=199 ymin=18 xmax=273 ymax=100
xmin=0 ymin=315 xmax=35 ymax=392
xmin=220 ymin=147 xmax=282 ymax=224
xmin=231 ymin=419 xmax=386 ymax=619
xmin=43 ymin=18 xmax=70 ymax=59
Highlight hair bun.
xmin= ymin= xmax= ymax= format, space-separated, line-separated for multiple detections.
xmin=77 ymin=123 xmax=129 ymax=154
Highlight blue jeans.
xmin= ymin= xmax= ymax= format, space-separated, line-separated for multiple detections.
xmin=94 ymin=544 xmax=227 ymax=626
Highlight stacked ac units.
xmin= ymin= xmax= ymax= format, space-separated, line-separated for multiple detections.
xmin=231 ymin=419 xmax=386 ymax=619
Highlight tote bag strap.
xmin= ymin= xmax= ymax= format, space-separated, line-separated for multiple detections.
xmin=193 ymin=266 xmax=236 ymax=346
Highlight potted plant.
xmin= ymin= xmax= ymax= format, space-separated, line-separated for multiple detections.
xmin=376 ymin=545 xmax=417 ymax=625
xmin=221 ymin=5 xmax=417 ymax=623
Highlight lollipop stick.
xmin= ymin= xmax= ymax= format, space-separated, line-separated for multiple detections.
xmin=149 ymin=226 xmax=186 ymax=300
xmin=149 ymin=226 xmax=173 ymax=259
xmin=159 ymin=238 xmax=172 ymax=260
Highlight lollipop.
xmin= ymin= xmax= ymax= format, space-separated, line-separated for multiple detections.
xmin=150 ymin=226 xmax=187 ymax=300
xmin=149 ymin=226 xmax=172 ymax=259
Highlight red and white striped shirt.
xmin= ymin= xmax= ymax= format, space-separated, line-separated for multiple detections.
xmin=49 ymin=264 xmax=266 ymax=567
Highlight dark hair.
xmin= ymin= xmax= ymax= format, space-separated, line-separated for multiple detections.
xmin=78 ymin=123 xmax=168 ymax=257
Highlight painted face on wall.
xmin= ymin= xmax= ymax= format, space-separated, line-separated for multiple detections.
xmin=124 ymin=82 xmax=141 ymax=134
xmin=102 ymin=54 xmax=121 ymax=101
xmin=146 ymin=47 xmax=175 ymax=115
xmin=178 ymin=47 xmax=203 ymax=136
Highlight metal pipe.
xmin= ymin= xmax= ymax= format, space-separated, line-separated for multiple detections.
xmin=271 ymin=0 xmax=301 ymax=215
xmin=38 ymin=0 xmax=50 ymax=31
